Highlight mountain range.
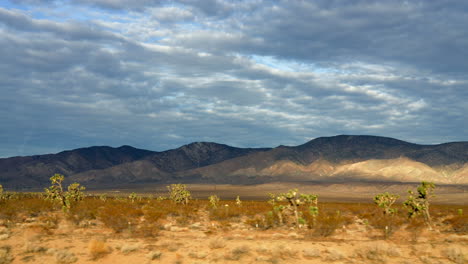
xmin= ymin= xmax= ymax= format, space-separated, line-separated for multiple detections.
xmin=1 ymin=135 xmax=467 ymax=190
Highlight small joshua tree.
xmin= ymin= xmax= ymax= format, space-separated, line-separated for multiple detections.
xmin=235 ymin=195 xmax=242 ymax=207
xmin=209 ymin=195 xmax=220 ymax=209
xmin=268 ymin=193 xmax=285 ymax=225
xmin=66 ymin=182 xmax=86 ymax=205
xmin=99 ymin=194 xmax=107 ymax=202
xmin=374 ymin=192 xmax=400 ymax=238
xmin=374 ymin=192 xmax=399 ymax=215
xmin=167 ymin=184 xmax=191 ymax=205
xmin=404 ymin=181 xmax=435 ymax=229
xmin=128 ymin=192 xmax=138 ymax=203
xmin=45 ymin=174 xmax=67 ymax=208
xmin=0 ymin=184 xmax=4 ymax=200
xmin=271 ymin=189 xmax=318 ymax=228
xmin=44 ymin=173 xmax=85 ymax=211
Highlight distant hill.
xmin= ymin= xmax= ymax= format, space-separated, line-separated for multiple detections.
xmin=0 ymin=145 xmax=156 ymax=189
xmin=1 ymin=135 xmax=467 ymax=189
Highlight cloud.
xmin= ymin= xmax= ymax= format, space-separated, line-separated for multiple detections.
xmin=0 ymin=1 xmax=467 ymax=157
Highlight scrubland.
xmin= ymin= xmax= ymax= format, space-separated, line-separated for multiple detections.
xmin=0 ymin=191 xmax=466 ymax=264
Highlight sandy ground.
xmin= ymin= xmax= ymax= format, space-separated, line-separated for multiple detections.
xmin=2 ymin=182 xmax=466 ymax=263
xmin=0 ymin=213 xmax=466 ymax=264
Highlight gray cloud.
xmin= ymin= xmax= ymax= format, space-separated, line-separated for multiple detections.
xmin=0 ymin=1 xmax=467 ymax=158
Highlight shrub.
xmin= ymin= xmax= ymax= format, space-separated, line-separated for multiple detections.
xmin=225 ymin=245 xmax=250 ymax=261
xmin=0 ymin=246 xmax=13 ymax=264
xmin=311 ymin=211 xmax=349 ymax=237
xmin=137 ymin=204 xmax=165 ymax=237
xmin=209 ymin=238 xmax=226 ymax=249
xmin=97 ymin=200 xmax=142 ymax=233
xmin=209 ymin=203 xmax=242 ymax=223
xmin=0 ymin=196 xmax=55 ymax=224
xmin=88 ymin=239 xmax=111 ymax=260
xmin=0 ymin=185 xmax=4 ymax=200
xmin=66 ymin=198 xmax=104 ymax=226
xmin=443 ymin=214 xmax=468 ymax=234
xmin=368 ymin=211 xmax=405 ymax=239
xmin=120 ymin=243 xmax=141 ymax=254
xmin=147 ymin=251 xmax=162 ymax=260
xmin=443 ymin=247 xmax=466 ymax=264
xmin=55 ymin=249 xmax=78 ymax=264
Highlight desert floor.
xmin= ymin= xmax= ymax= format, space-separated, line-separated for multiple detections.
xmin=1 ymin=203 xmax=467 ymax=264
xmin=87 ymin=182 xmax=468 ymax=204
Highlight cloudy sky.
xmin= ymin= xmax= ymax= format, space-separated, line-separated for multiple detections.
xmin=1 ymin=0 xmax=467 ymax=157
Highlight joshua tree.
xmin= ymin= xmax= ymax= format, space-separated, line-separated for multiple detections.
xmin=128 ymin=192 xmax=138 ymax=203
xmin=404 ymin=181 xmax=435 ymax=229
xmin=271 ymin=189 xmax=318 ymax=227
xmin=374 ymin=192 xmax=400 ymax=238
xmin=167 ymin=184 xmax=191 ymax=205
xmin=235 ymin=195 xmax=242 ymax=206
xmin=374 ymin=192 xmax=399 ymax=215
xmin=209 ymin=194 xmax=220 ymax=209
xmin=44 ymin=174 xmax=85 ymax=211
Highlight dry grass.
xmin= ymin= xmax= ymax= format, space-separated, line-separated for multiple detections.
xmin=88 ymin=239 xmax=111 ymax=260
xmin=225 ymin=245 xmax=251 ymax=261
xmin=0 ymin=195 xmax=55 ymax=224
xmin=354 ymin=241 xmax=401 ymax=262
xmin=209 ymin=237 xmax=226 ymax=249
xmin=1 ymin=194 xmax=467 ymax=237
xmin=325 ymin=248 xmax=345 ymax=261
xmin=147 ymin=250 xmax=162 ymax=260
xmin=0 ymin=246 xmax=13 ymax=264
xmin=23 ymin=242 xmax=47 ymax=253
xmin=66 ymin=198 xmax=105 ymax=225
xmin=0 ymin=192 xmax=467 ymax=264
xmin=305 ymin=210 xmax=351 ymax=237
xmin=97 ymin=200 xmax=143 ymax=233
xmin=303 ymin=248 xmax=321 ymax=259
xmin=119 ymin=243 xmax=141 ymax=254
xmin=443 ymin=214 xmax=468 ymax=234
xmin=442 ymin=246 xmax=466 ymax=264
xmin=55 ymin=249 xmax=77 ymax=264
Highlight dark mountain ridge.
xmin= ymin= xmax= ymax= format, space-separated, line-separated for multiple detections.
xmin=297 ymin=135 xmax=468 ymax=165
xmin=1 ymin=135 xmax=467 ymax=189
xmin=0 ymin=145 xmax=157 ymax=188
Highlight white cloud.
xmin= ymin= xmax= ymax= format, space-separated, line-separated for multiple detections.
xmin=0 ymin=0 xmax=467 ymax=157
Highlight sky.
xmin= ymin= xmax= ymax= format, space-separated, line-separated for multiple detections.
xmin=1 ymin=0 xmax=467 ymax=158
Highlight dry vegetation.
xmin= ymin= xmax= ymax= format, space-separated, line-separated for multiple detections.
xmin=0 ymin=185 xmax=467 ymax=264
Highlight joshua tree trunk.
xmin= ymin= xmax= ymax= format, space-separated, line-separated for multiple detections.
xmin=423 ymin=201 xmax=433 ymax=230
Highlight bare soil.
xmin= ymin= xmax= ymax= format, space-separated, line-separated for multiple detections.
xmin=1 ymin=205 xmax=467 ymax=264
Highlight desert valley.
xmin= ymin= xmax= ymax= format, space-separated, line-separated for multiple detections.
xmin=0 ymin=135 xmax=466 ymax=263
